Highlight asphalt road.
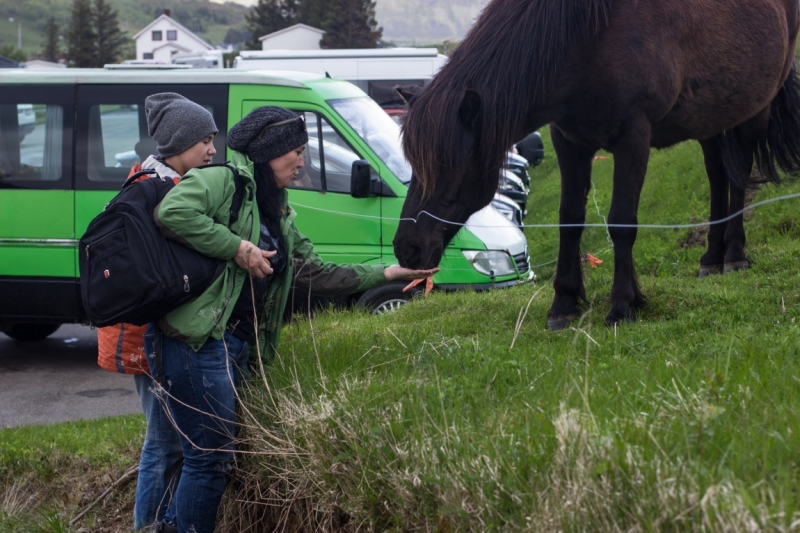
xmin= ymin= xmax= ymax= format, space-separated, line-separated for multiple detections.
xmin=0 ymin=324 xmax=141 ymax=428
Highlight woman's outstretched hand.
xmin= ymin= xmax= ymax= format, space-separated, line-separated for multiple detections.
xmin=233 ymin=240 xmax=276 ymax=278
xmin=384 ymin=265 xmax=440 ymax=282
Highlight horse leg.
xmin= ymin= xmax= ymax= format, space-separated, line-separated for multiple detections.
xmin=723 ymin=109 xmax=770 ymax=272
xmin=546 ymin=125 xmax=596 ymax=331
xmin=606 ymin=119 xmax=651 ymax=326
xmin=701 ymin=108 xmax=770 ymax=275
xmin=698 ymin=139 xmax=728 ymax=276
xmin=723 ymin=182 xmax=750 ymax=273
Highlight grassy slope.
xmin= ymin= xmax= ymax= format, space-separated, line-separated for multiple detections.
xmin=0 ymin=416 xmax=144 ymax=532
xmin=4 ymin=135 xmax=800 ymax=531
xmin=225 ymin=134 xmax=800 ymax=531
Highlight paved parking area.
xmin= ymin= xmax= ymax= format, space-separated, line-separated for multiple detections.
xmin=0 ymin=324 xmax=141 ymax=428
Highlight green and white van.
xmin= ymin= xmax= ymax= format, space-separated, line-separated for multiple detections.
xmin=0 ymin=67 xmax=532 ymax=341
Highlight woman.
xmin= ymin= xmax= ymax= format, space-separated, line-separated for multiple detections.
xmin=94 ymin=92 xmax=219 ymax=532
xmin=147 ymin=106 xmax=436 ymax=533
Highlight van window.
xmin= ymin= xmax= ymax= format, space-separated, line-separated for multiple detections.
xmin=329 ymin=97 xmax=412 ymax=183
xmin=0 ymin=103 xmax=64 ymax=182
xmin=89 ymin=105 xmax=142 ymax=174
xmin=290 ymin=111 xmax=360 ymax=194
xmin=86 ymin=103 xmax=211 ymax=181
xmin=75 ymin=84 xmax=227 ymax=190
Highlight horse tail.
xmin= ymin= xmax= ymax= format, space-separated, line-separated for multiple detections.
xmin=754 ymin=64 xmax=800 ymax=183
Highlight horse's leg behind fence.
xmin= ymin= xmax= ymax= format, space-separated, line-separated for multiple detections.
xmin=709 ymin=107 xmax=771 ymax=275
xmin=698 ymin=138 xmax=729 ymax=276
xmin=605 ymin=117 xmax=651 ymax=326
xmin=546 ymin=125 xmax=597 ymax=331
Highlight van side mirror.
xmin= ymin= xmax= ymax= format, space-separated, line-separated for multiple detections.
xmin=350 ymin=160 xmax=374 ymax=198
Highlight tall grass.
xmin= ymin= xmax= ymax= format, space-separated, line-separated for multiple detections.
xmin=221 ymin=134 xmax=800 ymax=531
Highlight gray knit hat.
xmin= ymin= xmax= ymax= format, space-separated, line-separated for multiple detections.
xmin=227 ymin=106 xmax=308 ymax=163
xmin=144 ymin=92 xmax=218 ymax=158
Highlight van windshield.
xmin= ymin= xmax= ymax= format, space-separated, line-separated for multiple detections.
xmin=328 ymin=97 xmax=412 ymax=184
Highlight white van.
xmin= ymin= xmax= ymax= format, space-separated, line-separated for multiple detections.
xmin=234 ymin=48 xmax=447 ymax=108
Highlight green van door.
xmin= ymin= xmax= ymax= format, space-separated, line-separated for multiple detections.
xmin=0 ymin=84 xmax=77 ymax=323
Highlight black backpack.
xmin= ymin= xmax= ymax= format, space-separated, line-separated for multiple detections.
xmin=79 ymin=163 xmax=245 ymax=327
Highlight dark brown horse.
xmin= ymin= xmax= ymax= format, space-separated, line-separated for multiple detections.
xmin=394 ymin=0 xmax=800 ymax=329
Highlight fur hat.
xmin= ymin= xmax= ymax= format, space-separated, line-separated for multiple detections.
xmin=226 ymin=106 xmax=308 ymax=163
xmin=144 ymin=92 xmax=218 ymax=158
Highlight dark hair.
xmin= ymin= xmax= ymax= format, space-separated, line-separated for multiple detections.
xmin=253 ymin=162 xmax=284 ymax=223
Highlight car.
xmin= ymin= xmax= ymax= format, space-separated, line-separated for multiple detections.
xmin=505 ymin=151 xmax=531 ymax=186
xmin=515 ymin=131 xmax=545 ymax=166
xmin=497 ymin=168 xmax=528 ymax=214
xmin=491 ymin=193 xmax=524 ymax=227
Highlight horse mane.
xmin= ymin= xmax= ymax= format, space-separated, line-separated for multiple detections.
xmin=403 ymin=0 xmax=611 ymax=194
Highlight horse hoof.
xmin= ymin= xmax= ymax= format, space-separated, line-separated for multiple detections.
xmin=723 ymin=260 xmax=750 ymax=273
xmin=698 ymin=264 xmax=723 ymax=277
xmin=547 ymin=315 xmax=576 ymax=332
xmin=605 ymin=309 xmax=631 ymax=326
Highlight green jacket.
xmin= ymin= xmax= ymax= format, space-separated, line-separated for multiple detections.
xmin=156 ymin=152 xmax=387 ymax=363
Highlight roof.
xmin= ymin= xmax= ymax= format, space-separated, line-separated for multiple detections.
xmin=152 ymin=42 xmax=192 ymax=54
xmin=0 ymin=68 xmax=325 ymax=88
xmin=132 ymin=14 xmax=213 ymax=51
xmin=239 ymin=47 xmax=442 ymax=60
xmin=258 ymin=23 xmax=326 ymax=42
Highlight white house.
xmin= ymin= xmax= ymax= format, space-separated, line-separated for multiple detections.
xmin=133 ymin=12 xmax=214 ymax=63
xmin=259 ymin=23 xmax=325 ymax=51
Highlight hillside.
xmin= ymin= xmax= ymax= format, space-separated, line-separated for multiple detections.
xmin=206 ymin=0 xmax=489 ymax=45
xmin=0 ymin=0 xmax=489 ymax=57
xmin=0 ymin=0 xmax=249 ymax=57
xmin=376 ymin=0 xmax=487 ymax=45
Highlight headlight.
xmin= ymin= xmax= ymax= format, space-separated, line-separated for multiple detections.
xmin=462 ymin=250 xmax=517 ymax=277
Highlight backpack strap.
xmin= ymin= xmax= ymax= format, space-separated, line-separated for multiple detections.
xmin=121 ymin=168 xmax=158 ymax=189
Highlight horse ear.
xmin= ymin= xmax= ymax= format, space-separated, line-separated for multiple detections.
xmin=396 ymin=87 xmax=417 ymax=104
xmin=458 ymin=89 xmax=481 ymax=128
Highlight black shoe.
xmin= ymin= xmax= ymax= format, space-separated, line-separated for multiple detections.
xmin=158 ymin=522 xmax=178 ymax=533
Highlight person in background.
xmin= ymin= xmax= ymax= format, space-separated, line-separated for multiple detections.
xmin=145 ymin=105 xmax=437 ymax=533
xmin=95 ymin=92 xmax=218 ymax=533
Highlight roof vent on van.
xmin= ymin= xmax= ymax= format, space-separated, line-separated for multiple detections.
xmin=104 ymin=63 xmax=193 ymax=70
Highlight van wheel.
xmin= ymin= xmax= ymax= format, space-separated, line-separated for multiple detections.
xmin=2 ymin=323 xmax=61 ymax=341
xmin=356 ymin=282 xmax=422 ymax=314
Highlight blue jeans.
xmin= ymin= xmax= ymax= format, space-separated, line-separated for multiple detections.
xmin=146 ymin=327 xmax=249 ymax=533
xmin=134 ymin=328 xmax=184 ymax=532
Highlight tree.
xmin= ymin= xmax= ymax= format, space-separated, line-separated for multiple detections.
xmin=0 ymin=44 xmax=26 ymax=62
xmin=66 ymin=0 xmax=96 ymax=67
xmin=224 ymin=27 xmax=251 ymax=47
xmin=320 ymin=0 xmax=382 ymax=49
xmin=94 ymin=0 xmax=127 ymax=65
xmin=297 ymin=0 xmax=329 ymax=29
xmin=245 ymin=0 xmax=298 ymax=49
xmin=41 ymin=17 xmax=61 ymax=63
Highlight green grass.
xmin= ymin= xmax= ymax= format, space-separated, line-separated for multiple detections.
xmin=0 ymin=416 xmax=144 ymax=532
xmin=222 ymin=134 xmax=800 ymax=531
xmin=6 ymin=132 xmax=800 ymax=532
